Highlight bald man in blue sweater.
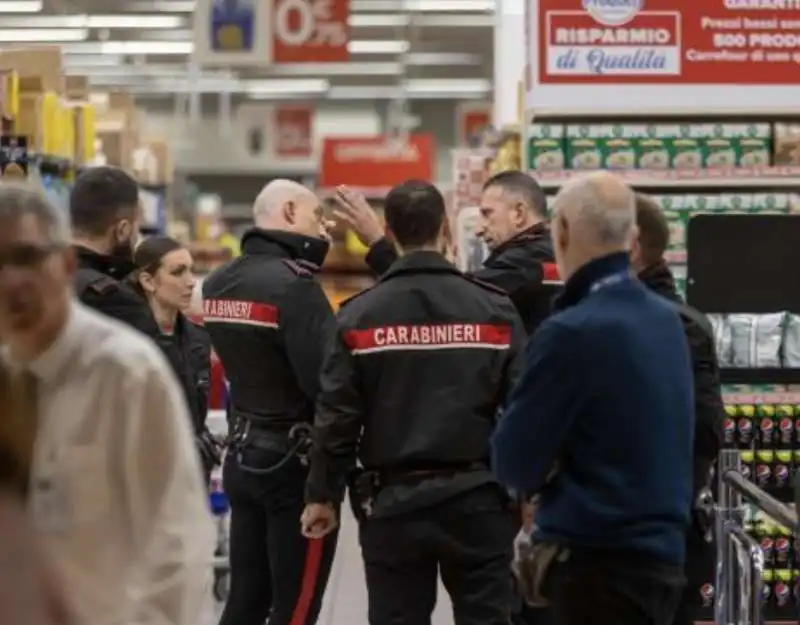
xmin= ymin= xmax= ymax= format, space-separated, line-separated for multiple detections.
xmin=492 ymin=173 xmax=693 ymax=625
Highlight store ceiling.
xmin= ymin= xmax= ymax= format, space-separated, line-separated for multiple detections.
xmin=12 ymin=0 xmax=494 ymax=100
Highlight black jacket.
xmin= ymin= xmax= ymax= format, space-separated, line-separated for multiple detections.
xmin=155 ymin=314 xmax=211 ymax=434
xmin=306 ymin=251 xmax=526 ymax=513
xmin=639 ymin=261 xmax=724 ymax=491
xmin=364 ymin=223 xmax=560 ymax=335
xmin=74 ymin=246 xmax=160 ymax=339
xmin=202 ymin=229 xmax=336 ymax=428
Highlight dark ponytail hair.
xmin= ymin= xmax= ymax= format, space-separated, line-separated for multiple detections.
xmin=127 ymin=235 xmax=184 ymax=297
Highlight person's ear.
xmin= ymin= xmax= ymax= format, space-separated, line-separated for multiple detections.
xmin=512 ymin=202 xmax=527 ymax=227
xmin=116 ymin=219 xmax=132 ymax=243
xmin=282 ymin=201 xmax=297 ymax=225
xmin=138 ymin=270 xmax=157 ymax=295
xmin=557 ymin=214 xmax=569 ymax=250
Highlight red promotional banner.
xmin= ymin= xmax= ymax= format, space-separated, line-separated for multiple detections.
xmin=539 ymin=0 xmax=800 ymax=84
xmin=273 ymin=105 xmax=314 ymax=158
xmin=319 ymin=134 xmax=435 ymax=197
xmin=456 ymin=103 xmax=493 ymax=148
xmin=271 ymin=0 xmax=350 ymax=63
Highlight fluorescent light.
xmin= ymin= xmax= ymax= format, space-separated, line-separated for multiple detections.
xmin=406 ymin=52 xmax=480 ymax=65
xmin=0 ymin=1 xmax=42 ymax=12
xmin=350 ymin=14 xmax=409 ymax=28
xmin=63 ymin=54 xmax=124 ymax=67
xmin=249 ymin=62 xmax=402 ymax=76
xmin=126 ymin=0 xmax=494 ymax=13
xmin=349 ymin=40 xmax=408 ymax=54
xmin=127 ymin=0 xmax=194 ymax=11
xmin=405 ymin=78 xmax=491 ymax=94
xmin=0 ymin=28 xmax=87 ymax=42
xmin=0 ymin=14 xmax=183 ymax=28
xmin=63 ymin=41 xmax=193 ymax=55
xmin=246 ymin=78 xmax=329 ymax=96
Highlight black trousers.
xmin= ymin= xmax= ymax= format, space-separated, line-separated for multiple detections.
xmin=546 ymin=549 xmax=684 ymax=625
xmin=670 ymin=530 xmax=715 ymax=625
xmin=359 ymin=484 xmax=516 ymax=625
xmin=218 ymin=446 xmax=338 ymax=625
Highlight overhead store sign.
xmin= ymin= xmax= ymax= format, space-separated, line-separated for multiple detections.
xmin=319 ymin=135 xmax=436 ymax=197
xmin=195 ymin=0 xmax=350 ymax=66
xmin=273 ymin=105 xmax=314 ymax=158
xmin=526 ymin=0 xmax=800 ymax=114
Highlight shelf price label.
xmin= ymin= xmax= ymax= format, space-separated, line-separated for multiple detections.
xmin=271 ymin=0 xmax=350 ymax=63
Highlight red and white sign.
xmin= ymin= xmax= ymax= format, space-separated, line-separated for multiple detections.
xmin=528 ymin=0 xmax=800 ymax=114
xmin=318 ymin=134 xmax=435 ymax=197
xmin=344 ymin=323 xmax=512 ymax=355
xmin=456 ymin=103 xmax=493 ymax=148
xmin=273 ymin=105 xmax=314 ymax=158
xmin=271 ymin=0 xmax=349 ymax=63
xmin=203 ymin=299 xmax=279 ymax=329
xmin=193 ymin=0 xmax=349 ymax=67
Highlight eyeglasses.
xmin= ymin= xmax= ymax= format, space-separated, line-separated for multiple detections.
xmin=0 ymin=243 xmax=62 ymax=270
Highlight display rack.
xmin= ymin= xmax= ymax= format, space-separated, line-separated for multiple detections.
xmin=686 ymin=213 xmax=800 ymax=622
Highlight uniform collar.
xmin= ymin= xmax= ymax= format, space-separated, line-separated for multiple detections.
xmin=16 ymin=300 xmax=87 ymax=386
xmin=74 ymin=245 xmax=136 ymax=280
xmin=379 ymin=250 xmax=461 ymax=282
xmin=486 ymin=221 xmax=549 ymax=262
xmin=241 ymin=228 xmax=317 ymax=259
xmin=554 ymin=252 xmax=631 ymax=310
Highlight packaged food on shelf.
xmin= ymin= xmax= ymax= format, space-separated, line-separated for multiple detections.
xmin=709 ymin=313 xmax=732 ymax=366
xmin=635 ymin=124 xmax=673 ymax=169
xmin=566 ymin=124 xmax=644 ymax=171
xmin=728 ymin=313 xmax=786 ymax=368
xmin=782 ymin=314 xmax=800 ymax=368
xmin=672 ymin=124 xmax=706 ymax=169
xmin=527 ymin=123 xmax=564 ymax=171
xmin=565 ymin=124 xmax=604 ymax=170
xmin=773 ymin=122 xmax=800 ymax=166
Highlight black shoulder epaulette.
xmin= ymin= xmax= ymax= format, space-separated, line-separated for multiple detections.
xmin=337 ymin=284 xmax=375 ymax=310
xmin=462 ymin=274 xmax=507 ymax=295
xmin=85 ymin=275 xmax=118 ymax=295
xmin=281 ymin=258 xmax=317 ymax=276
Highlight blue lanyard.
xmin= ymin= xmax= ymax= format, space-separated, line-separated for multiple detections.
xmin=589 ymin=271 xmax=630 ymax=294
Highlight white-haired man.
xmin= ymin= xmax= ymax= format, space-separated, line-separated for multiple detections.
xmin=0 ymin=181 xmax=212 ymax=625
xmin=202 ymin=179 xmax=339 ymax=625
xmin=491 ymin=172 xmax=694 ymax=625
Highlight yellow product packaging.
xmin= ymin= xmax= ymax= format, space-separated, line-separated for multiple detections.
xmin=39 ymin=91 xmax=60 ymax=156
xmin=1 ymin=70 xmax=18 ymax=119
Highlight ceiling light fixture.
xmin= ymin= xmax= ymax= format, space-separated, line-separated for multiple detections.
xmin=0 ymin=1 xmax=42 ymax=13
xmin=0 ymin=28 xmax=86 ymax=42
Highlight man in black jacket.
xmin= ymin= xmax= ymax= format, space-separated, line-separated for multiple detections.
xmin=302 ymin=180 xmax=526 ymax=625
xmin=203 ymin=179 xmax=338 ymax=625
xmin=69 ymin=166 xmax=159 ymax=337
xmin=333 ymin=171 xmax=559 ymax=335
xmin=631 ymin=193 xmax=724 ymax=625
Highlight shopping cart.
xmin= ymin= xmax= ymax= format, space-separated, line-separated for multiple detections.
xmin=209 ymin=466 xmax=230 ymax=602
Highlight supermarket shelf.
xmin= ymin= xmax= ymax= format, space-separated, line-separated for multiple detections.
xmin=664 ymin=250 xmax=686 ymax=265
xmin=720 ymin=368 xmax=800 ymax=385
xmin=530 ymin=167 xmax=800 ymax=190
xmin=529 ymin=108 xmax=800 ymax=119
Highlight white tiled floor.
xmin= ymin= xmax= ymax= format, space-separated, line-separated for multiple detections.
xmin=202 ymin=505 xmax=455 ymax=625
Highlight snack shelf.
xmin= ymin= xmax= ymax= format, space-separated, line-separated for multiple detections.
xmin=530 ymin=167 xmax=800 ymax=190
xmin=721 ymin=369 xmax=800 ymax=386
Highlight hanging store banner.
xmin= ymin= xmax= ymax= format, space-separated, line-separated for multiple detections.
xmin=195 ymin=0 xmax=350 ymax=66
xmin=273 ymin=105 xmax=314 ymax=158
xmin=527 ymin=0 xmax=800 ymax=114
xmin=456 ymin=103 xmax=493 ymax=148
xmin=318 ymin=134 xmax=435 ymax=197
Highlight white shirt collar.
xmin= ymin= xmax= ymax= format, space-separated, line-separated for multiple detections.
xmin=27 ymin=300 xmax=85 ymax=385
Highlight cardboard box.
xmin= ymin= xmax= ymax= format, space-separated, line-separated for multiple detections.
xmin=0 ymin=46 xmax=62 ymax=93
xmin=65 ymin=76 xmax=90 ymax=101
xmin=132 ymin=139 xmax=173 ymax=185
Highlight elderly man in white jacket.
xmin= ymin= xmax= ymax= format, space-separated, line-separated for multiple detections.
xmin=0 ymin=181 xmax=213 ymax=625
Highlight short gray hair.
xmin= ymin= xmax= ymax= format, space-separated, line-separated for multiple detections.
xmin=554 ymin=175 xmax=635 ymax=247
xmin=0 ymin=181 xmax=71 ymax=246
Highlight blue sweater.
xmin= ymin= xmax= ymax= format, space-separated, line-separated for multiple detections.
xmin=491 ymin=253 xmax=693 ymax=565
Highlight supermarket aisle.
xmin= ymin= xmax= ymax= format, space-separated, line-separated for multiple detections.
xmin=201 ymin=504 xmax=455 ymax=625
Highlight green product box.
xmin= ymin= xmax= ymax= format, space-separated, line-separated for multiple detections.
xmin=527 ymin=124 xmax=565 ymax=171
xmin=656 ymin=194 xmax=685 ymax=211
xmin=687 ymin=194 xmax=724 ymax=214
xmin=719 ymin=193 xmax=753 ymax=213
xmin=703 ymin=124 xmax=738 ymax=168
xmin=752 ymin=192 xmax=790 ymax=214
xmin=565 ymin=124 xmax=639 ymax=170
xmin=671 ymin=125 xmax=706 ymax=169
xmin=735 ymin=123 xmax=772 ymax=167
xmin=636 ymin=124 xmax=673 ymax=169
xmin=663 ymin=210 xmax=687 ymax=252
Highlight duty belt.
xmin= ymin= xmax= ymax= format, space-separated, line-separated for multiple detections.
xmin=231 ymin=418 xmax=313 ymax=475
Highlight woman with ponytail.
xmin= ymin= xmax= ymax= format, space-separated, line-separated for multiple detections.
xmin=128 ymin=236 xmax=219 ymax=481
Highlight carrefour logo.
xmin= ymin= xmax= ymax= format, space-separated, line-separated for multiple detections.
xmin=582 ymin=0 xmax=643 ymax=26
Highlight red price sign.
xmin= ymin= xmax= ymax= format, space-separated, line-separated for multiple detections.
xmin=271 ymin=0 xmax=350 ymax=63
xmin=273 ymin=105 xmax=314 ymax=158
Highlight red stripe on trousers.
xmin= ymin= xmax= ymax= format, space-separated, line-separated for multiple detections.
xmin=289 ymin=538 xmax=324 ymax=625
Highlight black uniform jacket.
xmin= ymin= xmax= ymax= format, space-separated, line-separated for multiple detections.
xmin=365 ymin=223 xmax=560 ymax=335
xmin=201 ymin=229 xmax=336 ymax=428
xmin=306 ymin=251 xmax=526 ymax=514
xmin=74 ymin=245 xmax=160 ymax=339
xmin=156 ymin=314 xmax=211 ymax=434
xmin=639 ymin=261 xmax=724 ymax=493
